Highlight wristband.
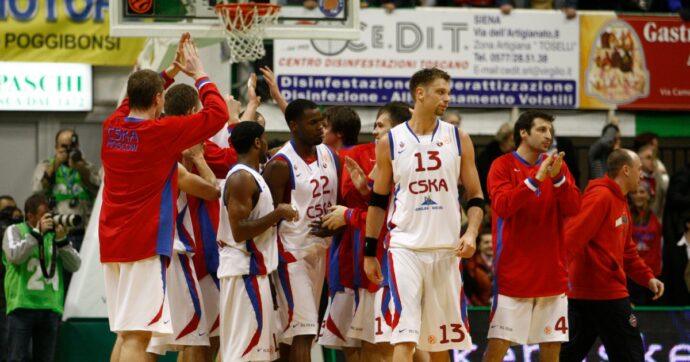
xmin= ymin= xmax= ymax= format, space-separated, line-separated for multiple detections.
xmin=467 ymin=197 xmax=484 ymax=211
xmin=55 ymin=238 xmax=70 ymax=248
xmin=364 ymin=237 xmax=378 ymax=257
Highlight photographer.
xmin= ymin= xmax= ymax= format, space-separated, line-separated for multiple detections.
xmin=32 ymin=129 xmax=100 ymax=251
xmin=2 ymin=194 xmax=81 ymax=362
xmin=0 ymin=195 xmax=22 ymax=362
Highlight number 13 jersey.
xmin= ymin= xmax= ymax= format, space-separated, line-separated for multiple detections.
xmin=388 ymin=120 xmax=462 ymax=251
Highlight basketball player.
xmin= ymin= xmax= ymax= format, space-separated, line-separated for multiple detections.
xmin=262 ymin=99 xmax=339 ymax=361
xmin=217 ymin=121 xmax=298 ymax=361
xmin=483 ymin=111 xmax=581 ymax=361
xmin=145 ymin=83 xmax=233 ymax=361
xmin=316 ymin=106 xmax=363 ymax=361
xmin=320 ymin=102 xmax=411 ymax=362
xmin=100 ymin=33 xmax=228 ymax=362
xmin=364 ymin=68 xmax=484 ymax=362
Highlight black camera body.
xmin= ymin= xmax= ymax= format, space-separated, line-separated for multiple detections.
xmin=67 ymin=133 xmax=82 ymax=163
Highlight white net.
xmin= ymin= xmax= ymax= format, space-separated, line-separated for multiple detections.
xmin=216 ymin=3 xmax=280 ymax=63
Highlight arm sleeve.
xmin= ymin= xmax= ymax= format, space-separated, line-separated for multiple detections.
xmin=162 ymin=79 xmax=230 ymax=156
xmin=624 ymin=224 xmax=655 ymax=287
xmin=488 ymin=158 xmax=542 ymax=218
xmin=2 ymin=226 xmax=38 ymax=265
xmin=31 ymin=161 xmax=49 ymax=194
xmin=58 ymin=243 xmax=82 ymax=273
xmin=203 ymin=140 xmax=238 ymax=179
xmin=564 ymin=190 xmax=609 ymax=260
xmin=552 ymin=163 xmax=581 ymax=218
xmin=589 ymin=125 xmax=618 ymax=160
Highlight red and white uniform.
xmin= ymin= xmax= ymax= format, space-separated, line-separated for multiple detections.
xmin=487 ymin=151 xmax=581 ymax=344
xmin=147 ymin=193 xmax=210 ymax=354
xmin=217 ymin=164 xmax=281 ymax=362
xmin=386 ymin=121 xmax=472 ymax=352
xmin=271 ymin=141 xmax=339 ymax=341
xmin=100 ymin=75 xmax=227 ymax=333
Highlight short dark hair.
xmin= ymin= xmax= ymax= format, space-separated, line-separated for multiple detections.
xmin=55 ymin=129 xmax=76 ymax=146
xmin=409 ymin=68 xmax=450 ymax=102
xmin=127 ymin=69 xmax=164 ymax=111
xmin=633 ymin=132 xmax=659 ymax=153
xmin=513 ymin=110 xmax=554 ymax=147
xmin=323 ymin=106 xmax=361 ymax=146
xmin=285 ymin=99 xmax=319 ymax=125
xmin=230 ymin=121 xmax=265 ymax=155
xmin=377 ymin=101 xmax=411 ymax=127
xmin=164 ymin=84 xmax=199 ymax=116
xmin=607 ymin=149 xmax=634 ymax=178
xmin=24 ymin=194 xmax=48 ymax=216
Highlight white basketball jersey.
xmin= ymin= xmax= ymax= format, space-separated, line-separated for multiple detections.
xmin=388 ymin=120 xmax=462 ymax=250
xmin=217 ymin=164 xmax=278 ymax=277
xmin=173 ymin=192 xmax=196 ymax=254
xmin=272 ymin=141 xmax=339 ymax=253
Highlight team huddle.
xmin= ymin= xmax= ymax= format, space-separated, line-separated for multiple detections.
xmin=99 ymin=33 xmax=664 ymax=362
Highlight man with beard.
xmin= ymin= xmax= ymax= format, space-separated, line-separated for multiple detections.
xmin=484 ymin=111 xmax=581 ymax=361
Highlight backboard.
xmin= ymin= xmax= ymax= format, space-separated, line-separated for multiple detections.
xmin=110 ymin=0 xmax=360 ymax=40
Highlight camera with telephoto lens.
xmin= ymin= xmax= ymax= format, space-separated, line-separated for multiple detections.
xmin=67 ymin=133 xmax=82 ymax=163
xmin=51 ymin=213 xmax=82 ymax=228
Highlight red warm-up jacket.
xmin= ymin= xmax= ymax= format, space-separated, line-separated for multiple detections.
xmin=565 ymin=176 xmax=654 ymax=300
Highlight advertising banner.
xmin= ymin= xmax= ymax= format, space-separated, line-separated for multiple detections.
xmin=0 ymin=0 xmax=144 ymax=66
xmin=580 ymin=14 xmax=690 ymax=110
xmin=0 ymin=61 xmax=92 ymax=111
xmin=275 ymin=8 xmax=581 ymax=108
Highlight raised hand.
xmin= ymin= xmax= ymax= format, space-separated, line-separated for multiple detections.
xmin=173 ymin=37 xmax=207 ymax=80
xmin=247 ymin=73 xmax=261 ymax=105
xmin=259 ymin=66 xmax=288 ymax=112
xmin=535 ymin=154 xmax=555 ymax=182
xmin=345 ymin=156 xmax=370 ymax=196
xmin=224 ymin=94 xmax=241 ymax=124
xmin=550 ymin=152 xmax=565 ymax=178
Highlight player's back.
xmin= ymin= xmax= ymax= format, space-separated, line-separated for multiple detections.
xmin=388 ymin=120 xmax=462 ymax=251
xmin=217 ymin=164 xmax=278 ymax=277
xmin=101 ymin=116 xmax=187 ymax=262
xmin=271 ymin=141 xmax=339 ymax=254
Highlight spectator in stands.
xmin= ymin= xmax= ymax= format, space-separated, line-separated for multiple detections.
xmin=498 ymin=0 xmax=577 ymax=19
xmin=588 ymin=116 xmax=620 ymax=180
xmin=579 ymin=0 xmax=653 ymax=11
xmin=442 ymin=110 xmax=462 ymax=128
xmin=662 ymin=163 xmax=690 ymax=305
xmin=3 ymin=194 xmax=81 ymax=362
xmin=476 ymin=122 xmax=514 ymax=202
xmin=322 ymin=106 xmax=361 ymax=151
xmin=463 ymin=229 xmax=493 ymax=306
xmin=628 ymin=180 xmax=662 ymax=305
xmin=435 ymin=0 xmax=494 ymax=6
xmin=32 ymin=129 xmax=100 ymax=251
xmin=362 ymin=0 xmax=416 ymax=12
xmin=634 ymin=133 xmax=669 ymax=221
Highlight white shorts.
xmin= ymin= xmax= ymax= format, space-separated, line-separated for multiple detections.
xmin=103 ymin=256 xmax=172 ymax=335
xmin=220 ymin=274 xmax=280 ymax=362
xmin=199 ymin=274 xmax=221 ymax=338
xmin=488 ymin=293 xmax=569 ymax=345
xmin=387 ymin=248 xmax=472 ymax=352
xmin=274 ymin=249 xmax=326 ymax=341
xmin=348 ymin=288 xmax=393 ymax=344
xmin=146 ymin=253 xmax=210 ymax=355
xmin=317 ymin=288 xmax=361 ymax=349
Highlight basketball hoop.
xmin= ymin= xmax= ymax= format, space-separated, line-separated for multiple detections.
xmin=215 ymin=2 xmax=281 ymax=63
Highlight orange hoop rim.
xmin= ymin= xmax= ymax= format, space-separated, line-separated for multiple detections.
xmin=215 ymin=3 xmax=281 ymax=17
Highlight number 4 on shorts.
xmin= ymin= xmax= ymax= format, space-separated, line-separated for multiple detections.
xmin=555 ymin=316 xmax=568 ymax=334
